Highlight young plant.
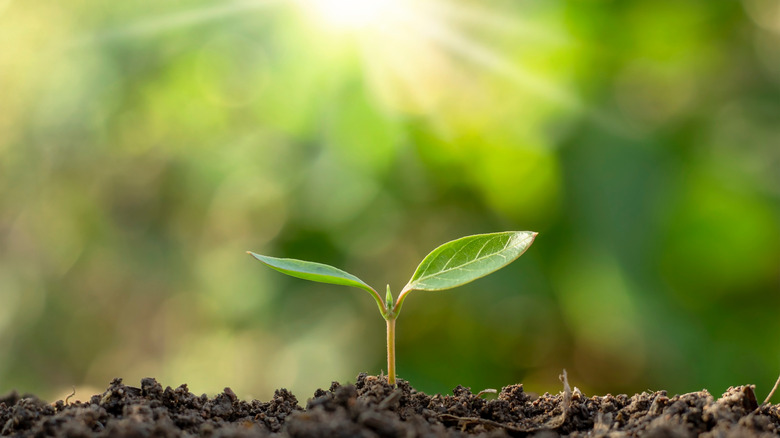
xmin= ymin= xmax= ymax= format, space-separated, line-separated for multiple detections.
xmin=247 ymin=231 xmax=537 ymax=385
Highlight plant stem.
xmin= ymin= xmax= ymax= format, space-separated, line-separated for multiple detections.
xmin=386 ymin=317 xmax=396 ymax=385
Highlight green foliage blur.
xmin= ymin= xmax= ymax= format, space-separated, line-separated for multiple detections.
xmin=1 ymin=0 xmax=779 ymax=403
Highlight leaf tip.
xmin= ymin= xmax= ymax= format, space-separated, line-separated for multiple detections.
xmin=512 ymin=231 xmax=538 ymax=246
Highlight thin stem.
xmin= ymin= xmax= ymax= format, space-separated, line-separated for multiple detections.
xmin=393 ymin=285 xmax=412 ymax=317
xmin=764 ymin=373 xmax=780 ymax=405
xmin=386 ymin=318 xmax=396 ymax=385
xmin=367 ymin=286 xmax=387 ymax=316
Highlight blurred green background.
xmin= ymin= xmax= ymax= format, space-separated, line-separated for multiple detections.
xmin=1 ymin=0 xmax=779 ymax=403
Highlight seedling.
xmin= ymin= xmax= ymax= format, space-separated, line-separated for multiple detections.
xmin=247 ymin=231 xmax=537 ymax=385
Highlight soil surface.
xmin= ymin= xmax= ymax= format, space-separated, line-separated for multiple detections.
xmin=1 ymin=373 xmax=778 ymax=437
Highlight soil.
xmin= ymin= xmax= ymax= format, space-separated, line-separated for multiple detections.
xmin=1 ymin=373 xmax=778 ymax=437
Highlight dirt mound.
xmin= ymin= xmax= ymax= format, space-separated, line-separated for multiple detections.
xmin=1 ymin=373 xmax=778 ymax=437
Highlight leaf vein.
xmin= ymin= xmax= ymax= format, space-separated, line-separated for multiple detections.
xmin=413 ymin=234 xmax=526 ymax=284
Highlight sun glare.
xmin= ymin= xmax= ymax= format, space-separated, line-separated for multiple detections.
xmin=299 ymin=0 xmax=402 ymax=30
xmin=76 ymin=0 xmax=591 ymax=128
xmin=290 ymin=0 xmax=588 ymax=122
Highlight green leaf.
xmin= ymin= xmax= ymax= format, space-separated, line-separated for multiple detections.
xmin=247 ymin=252 xmax=386 ymax=313
xmin=403 ymin=231 xmax=537 ymax=292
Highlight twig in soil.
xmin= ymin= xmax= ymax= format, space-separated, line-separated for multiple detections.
xmin=560 ymin=369 xmax=572 ymax=403
xmin=65 ymin=387 xmax=76 ymax=406
xmin=377 ymin=388 xmax=403 ymax=410
xmin=763 ymin=373 xmax=780 ymax=405
xmin=438 ymin=414 xmax=511 ymax=433
xmin=438 ymin=369 xmax=574 ymax=435
xmin=545 ymin=369 xmax=572 ymax=429
xmin=476 ymin=389 xmax=497 ymax=398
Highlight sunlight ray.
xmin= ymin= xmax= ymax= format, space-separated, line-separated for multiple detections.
xmin=405 ymin=12 xmax=580 ymax=109
xmin=69 ymin=0 xmax=279 ymax=47
xmin=422 ymin=0 xmax=569 ymax=45
xmin=397 ymin=5 xmax=636 ymax=137
xmin=359 ymin=23 xmax=452 ymax=113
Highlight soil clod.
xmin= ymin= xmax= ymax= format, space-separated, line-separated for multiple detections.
xmin=1 ymin=373 xmax=778 ymax=437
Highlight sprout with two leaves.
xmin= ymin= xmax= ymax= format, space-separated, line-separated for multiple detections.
xmin=247 ymin=231 xmax=537 ymax=385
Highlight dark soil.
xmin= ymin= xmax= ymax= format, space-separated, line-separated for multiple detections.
xmin=1 ymin=373 xmax=778 ymax=437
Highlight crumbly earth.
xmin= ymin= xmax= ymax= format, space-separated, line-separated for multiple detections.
xmin=1 ymin=373 xmax=778 ymax=437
